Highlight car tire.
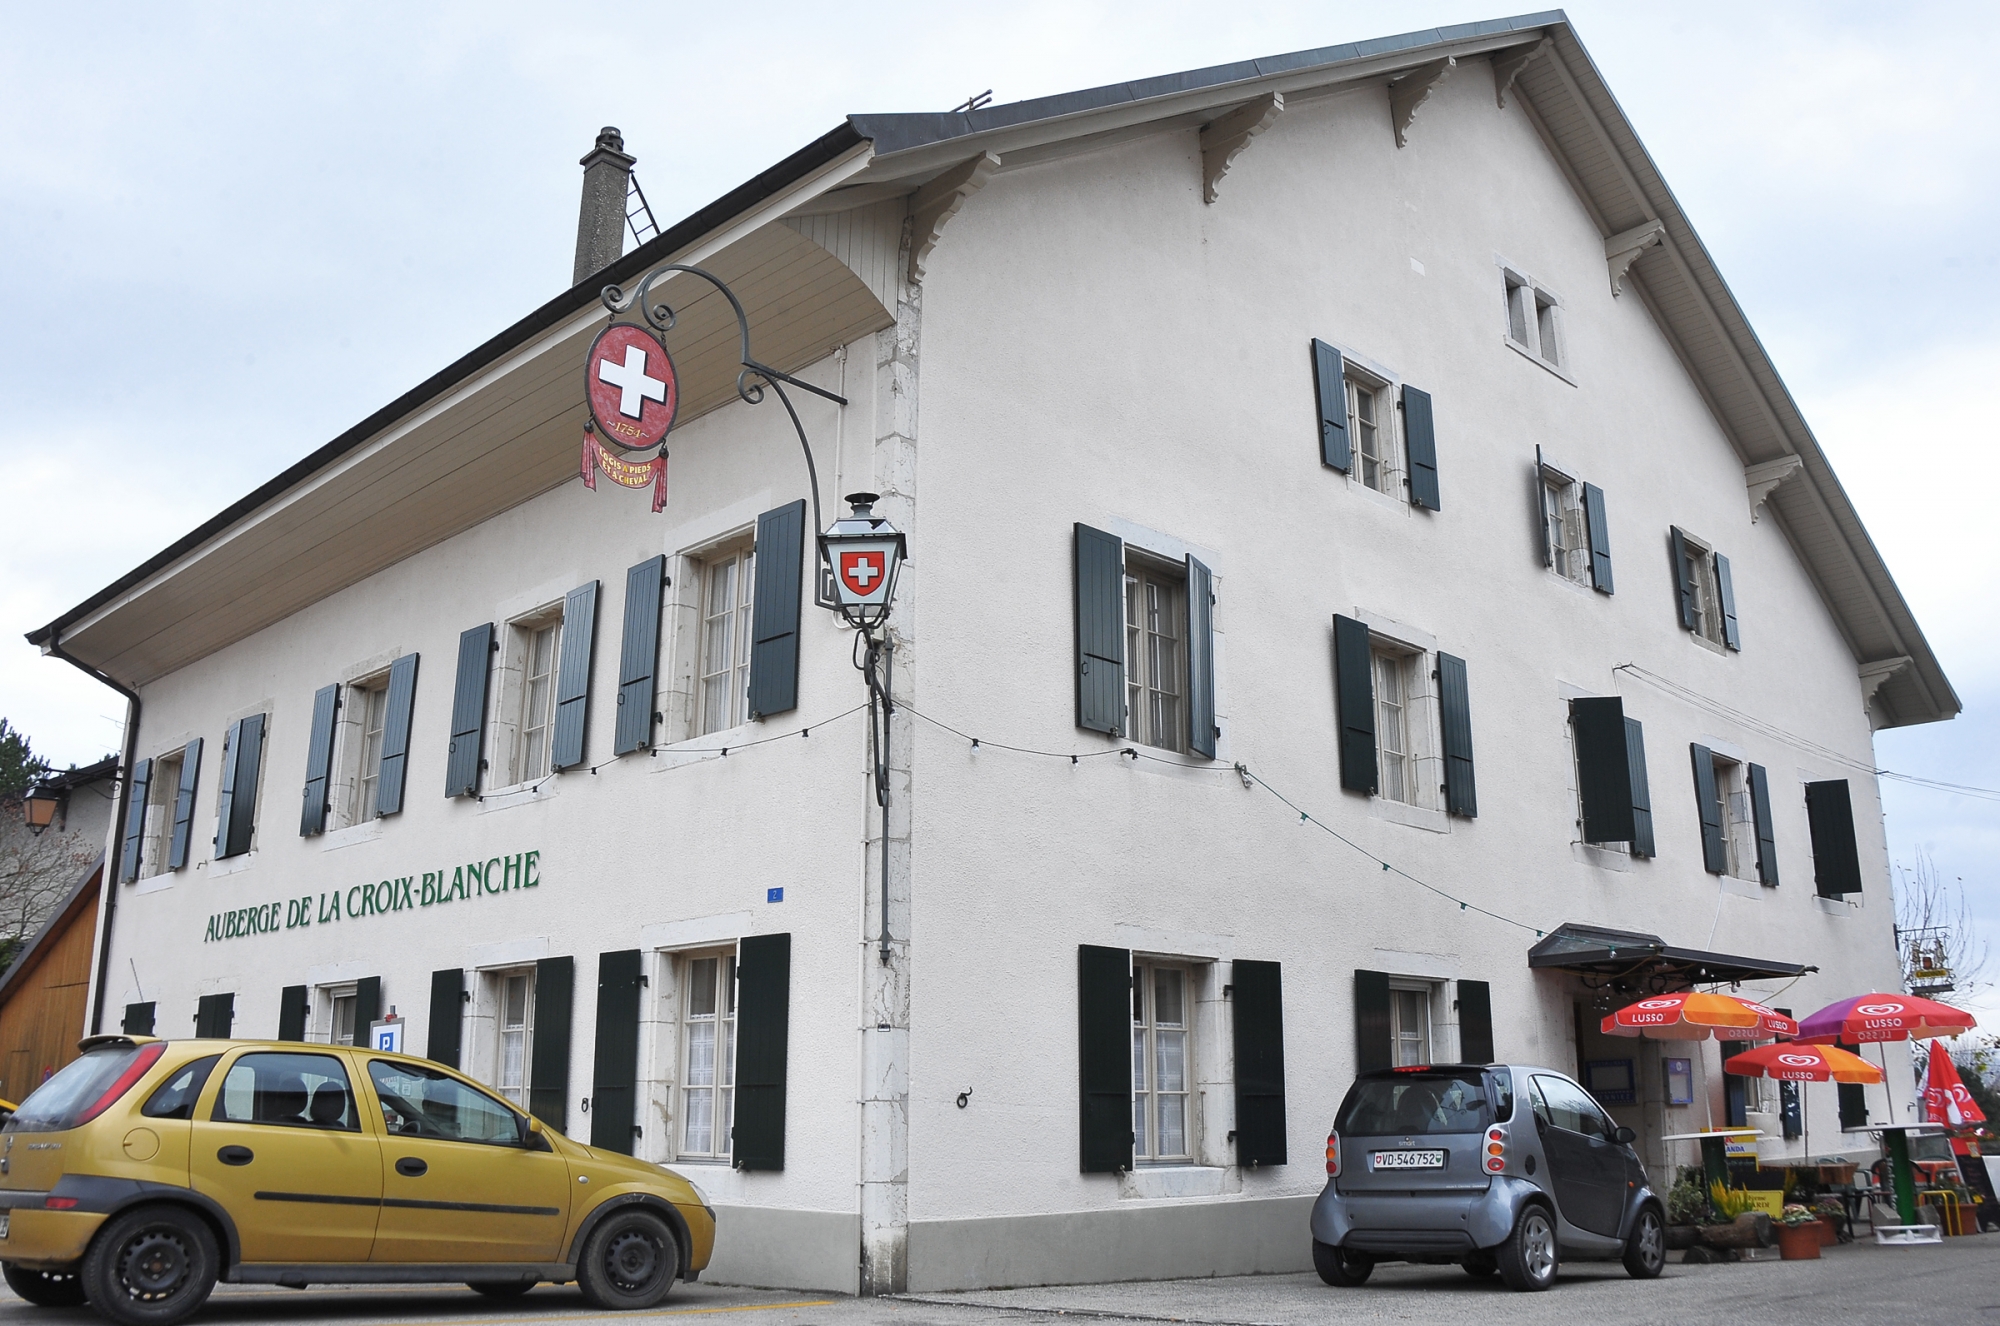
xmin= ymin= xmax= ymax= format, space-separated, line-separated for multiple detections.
xmin=575 ymin=1208 xmax=680 ymax=1310
xmin=1622 ymin=1205 xmax=1666 ymax=1280
xmin=1310 ymin=1240 xmax=1373 ymax=1287
xmin=1495 ymin=1203 xmax=1558 ymax=1292
xmin=467 ymin=1280 xmax=537 ymax=1298
xmin=1460 ymin=1251 xmax=1498 ymax=1278
xmin=81 ymin=1205 xmax=218 ymax=1326
xmin=4 ymin=1262 xmax=88 ymax=1307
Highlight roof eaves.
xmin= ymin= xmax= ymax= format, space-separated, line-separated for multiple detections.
xmin=0 ymin=855 xmax=103 ymax=1009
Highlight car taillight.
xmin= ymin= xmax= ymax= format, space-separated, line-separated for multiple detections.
xmin=1325 ymin=1130 xmax=1340 ymax=1177
xmin=72 ymin=1043 xmax=165 ymax=1127
xmin=1484 ymin=1125 xmax=1506 ymax=1173
xmin=43 ymin=1197 xmax=79 ymax=1210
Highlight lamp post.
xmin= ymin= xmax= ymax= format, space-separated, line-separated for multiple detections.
xmin=22 ymin=785 xmax=63 ymax=835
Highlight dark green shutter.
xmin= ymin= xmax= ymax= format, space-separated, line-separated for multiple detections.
xmin=300 ymin=684 xmax=339 ymax=836
xmin=1806 ymin=780 xmax=1863 ymax=897
xmin=590 ymin=949 xmax=643 ymax=1154
xmin=1077 ymin=944 xmax=1132 ymax=1173
xmin=1582 ymin=482 xmax=1613 ymax=593
xmin=427 ymin=969 xmax=464 ymax=1068
xmin=122 ymin=1002 xmax=155 ymax=1036
xmin=278 ymin=985 xmax=309 ymax=1041
xmin=216 ymin=714 xmax=264 ymax=860
xmin=195 ymin=992 xmax=235 ymax=1039
xmin=1231 ymin=959 xmax=1287 ymax=1166
xmin=352 ymin=975 xmax=381 ymax=1048
xmin=1354 ymin=970 xmax=1392 ymax=1074
xmin=1333 ymin=615 xmax=1376 ymax=794
xmin=1571 ymin=697 xmax=1635 ymax=844
xmin=1402 ymin=385 xmax=1440 ymax=511
xmin=1073 ymin=525 xmax=1125 ymax=735
xmin=1625 ymin=717 xmax=1655 ymax=857
xmin=1714 ymin=553 xmax=1741 ymax=650
xmin=1837 ymin=1041 xmax=1869 ymax=1129
xmin=1311 ymin=339 xmax=1350 ymax=471
xmin=374 ymin=653 xmax=419 ymax=815
xmin=1748 ymin=762 xmax=1778 ymax=885
xmin=1458 ymin=980 xmax=1495 ymax=1064
xmin=614 ymin=557 xmax=666 ymax=755
xmin=446 ymin=624 xmax=493 ymax=798
xmin=530 ymin=956 xmax=575 ymax=1131
xmin=551 ymin=582 xmax=599 ymax=771
xmin=1185 ymin=555 xmax=1216 ymax=759
xmin=734 ymin=933 xmax=791 ymax=1171
xmin=167 ymin=737 xmax=202 ymax=870
xmin=1721 ymin=1040 xmax=1749 ymax=1127
xmin=1534 ymin=447 xmax=1553 ymax=567
xmin=1669 ymin=527 xmax=1699 ymax=631
xmin=747 ymin=501 xmax=806 ymax=719
xmin=118 ymin=757 xmax=152 ymax=883
xmin=1690 ymin=745 xmax=1727 ymax=874
xmin=1437 ymin=652 xmax=1476 ymax=817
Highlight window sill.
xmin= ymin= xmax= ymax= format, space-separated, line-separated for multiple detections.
xmin=478 ymin=780 xmax=558 ymax=813
xmin=1814 ymin=894 xmax=1862 ymax=916
xmin=1346 ymin=476 xmax=1413 ymax=515
xmin=1573 ymin=841 xmax=1631 ymax=873
xmin=132 ymin=873 xmax=176 ymax=895
xmin=206 ymin=852 xmax=257 ymax=878
xmin=1686 ymin=630 xmax=1731 ymax=658
xmin=1118 ymin=1166 xmax=1235 ymax=1200
xmin=1546 ymin=569 xmax=1597 ymax=597
xmin=1718 ymin=875 xmax=1768 ymax=899
xmin=1369 ymin=798 xmax=1449 ymax=834
xmin=320 ymin=820 xmax=384 ymax=852
xmin=1504 ymin=336 xmax=1577 ymax=386
xmin=649 ymin=725 xmax=757 ymax=772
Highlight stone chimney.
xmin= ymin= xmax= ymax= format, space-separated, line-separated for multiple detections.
xmin=573 ymin=126 xmax=636 ymax=286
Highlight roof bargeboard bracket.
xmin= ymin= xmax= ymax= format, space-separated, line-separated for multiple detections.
xmin=1859 ymin=655 xmax=1912 ymax=709
xmin=908 ymin=152 xmax=1001 ymax=284
xmin=1389 ymin=57 xmax=1455 ymax=149
xmin=1605 ymin=218 xmax=1666 ymax=296
xmin=1744 ymin=455 xmax=1804 ymax=523
xmin=1200 ymin=92 xmax=1283 ymax=204
xmin=1491 ymin=37 xmax=1551 ymax=108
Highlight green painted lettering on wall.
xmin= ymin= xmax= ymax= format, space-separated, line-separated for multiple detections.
xmin=201 ymin=848 xmax=544 ymax=943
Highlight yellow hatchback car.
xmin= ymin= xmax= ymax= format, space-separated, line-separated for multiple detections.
xmin=0 ymin=1036 xmax=716 ymax=1325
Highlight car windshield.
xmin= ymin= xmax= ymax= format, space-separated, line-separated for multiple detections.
xmin=7 ymin=1044 xmax=148 ymax=1133
xmin=1336 ymin=1071 xmax=1491 ymax=1136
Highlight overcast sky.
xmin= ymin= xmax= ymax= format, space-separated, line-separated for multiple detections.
xmin=3 ymin=2 xmax=1994 ymax=1019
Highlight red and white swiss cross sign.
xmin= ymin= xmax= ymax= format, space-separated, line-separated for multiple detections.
xmin=839 ymin=550 xmax=887 ymax=599
xmin=585 ymin=324 xmax=679 ymax=451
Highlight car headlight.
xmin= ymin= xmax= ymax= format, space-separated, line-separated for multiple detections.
xmin=685 ymin=1178 xmax=711 ymax=1210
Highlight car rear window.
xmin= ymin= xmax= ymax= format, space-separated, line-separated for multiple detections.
xmin=7 ymin=1044 xmax=150 ymax=1133
xmin=1336 ymin=1071 xmax=1492 ymax=1136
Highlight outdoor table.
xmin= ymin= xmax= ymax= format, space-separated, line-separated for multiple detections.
xmin=1861 ymin=1122 xmax=1949 ymax=1227
xmin=1662 ymin=1128 xmax=1764 ymax=1195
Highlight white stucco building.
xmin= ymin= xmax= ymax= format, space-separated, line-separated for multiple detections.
xmin=33 ymin=12 xmax=1957 ymax=1295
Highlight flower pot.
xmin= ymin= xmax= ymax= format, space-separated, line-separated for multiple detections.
xmin=1776 ymin=1224 xmax=1822 ymax=1260
xmin=1815 ymin=1217 xmax=1838 ymax=1247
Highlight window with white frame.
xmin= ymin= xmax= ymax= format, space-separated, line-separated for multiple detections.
xmin=139 ymin=749 xmax=183 ymax=877
xmin=1368 ymin=642 xmax=1442 ymax=810
xmin=492 ymin=968 xmax=536 ymax=1109
xmin=505 ymin=608 xmax=563 ymax=784
xmin=1131 ymin=960 xmax=1192 ymax=1163
xmin=1502 ymin=266 xmax=1565 ymax=369
xmin=1543 ymin=476 xmax=1589 ymax=585
xmin=1124 ymin=558 xmax=1188 ymax=754
xmin=1391 ymin=984 xmax=1432 ymax=1066
xmin=1709 ymin=753 xmax=1758 ymax=881
xmin=306 ymin=984 xmax=357 ymax=1045
xmin=696 ymin=546 xmax=756 ymax=736
xmin=341 ymin=675 xmax=390 ymax=826
xmin=1344 ymin=367 xmax=1401 ymax=495
xmin=1678 ymin=534 xmax=1727 ymax=646
xmin=679 ymin=951 xmax=736 ymax=1160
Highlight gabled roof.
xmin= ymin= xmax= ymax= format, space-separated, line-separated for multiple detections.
xmin=30 ymin=13 xmax=1954 ymax=727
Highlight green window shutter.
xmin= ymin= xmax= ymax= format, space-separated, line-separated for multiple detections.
xmin=118 ymin=757 xmax=152 ymax=883
xmin=747 ymin=501 xmax=806 ymax=720
xmin=1747 ymin=763 xmax=1779 ymax=886
xmin=1714 ymin=553 xmax=1741 ymax=650
xmin=529 ymin=956 xmax=575 ymax=1132
xmin=352 ymin=975 xmax=381 ymax=1048
xmin=300 ymin=684 xmax=339 ymax=837
xmin=734 ymin=933 xmax=792 ymax=1171
xmin=374 ymin=653 xmax=420 ymax=816
xmin=1690 ymin=745 xmax=1727 ymax=874
xmin=195 ymin=992 xmax=235 ymax=1039
xmin=551 ymin=581 xmax=599 ymax=771
xmin=1534 ymin=447 xmax=1553 ymax=568
xmin=446 ymin=624 xmax=494 ymax=797
xmin=1354 ymin=970 xmax=1392 ymax=1074
xmin=1457 ymin=980 xmax=1495 ymax=1064
xmin=1582 ymin=482 xmax=1613 ymax=593
xmin=1311 ymin=340 xmax=1350 ymax=472
xmin=1570 ymin=697 xmax=1635 ymax=845
xmin=1230 ymin=959 xmax=1287 ymax=1167
xmin=614 ymin=556 xmax=667 ymax=755
xmin=1805 ymin=779 xmax=1863 ymax=897
xmin=1332 ymin=615 xmax=1376 ymax=794
xmin=590 ymin=949 xmax=644 ymax=1154
xmin=217 ymin=714 xmax=265 ymax=860
xmin=1437 ymin=652 xmax=1476 ymax=817
xmin=1077 ymin=944 xmax=1132 ymax=1173
xmin=277 ymin=985 xmax=309 ymax=1041
xmin=1185 ymin=555 xmax=1217 ymax=759
xmin=1401 ymin=385 xmax=1440 ymax=511
xmin=122 ymin=1002 xmax=156 ymax=1036
xmin=1073 ymin=525 xmax=1125 ymax=735
xmin=167 ymin=737 xmax=202 ymax=871
xmin=1625 ymin=717 xmax=1655 ymax=857
xmin=1721 ymin=1040 xmax=1749 ymax=1127
xmin=1668 ymin=527 xmax=1699 ymax=631
xmin=427 ymin=969 xmax=464 ymax=1068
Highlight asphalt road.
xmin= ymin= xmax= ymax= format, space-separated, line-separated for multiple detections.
xmin=0 ymin=1237 xmax=1991 ymax=1326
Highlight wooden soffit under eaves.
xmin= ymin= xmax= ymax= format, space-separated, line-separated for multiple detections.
xmin=64 ymin=225 xmax=894 ymax=688
xmin=1514 ymin=31 xmax=1956 ymax=729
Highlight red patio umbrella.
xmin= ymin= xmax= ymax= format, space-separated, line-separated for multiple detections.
xmin=1795 ymin=992 xmax=1976 ymax=1044
xmin=1922 ymin=1047 xmax=1988 ymax=1128
xmin=1722 ymin=1043 xmax=1883 ymax=1083
xmin=1601 ymin=992 xmax=1798 ymax=1040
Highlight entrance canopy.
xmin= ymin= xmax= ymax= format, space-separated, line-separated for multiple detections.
xmin=1528 ymin=922 xmax=1813 ymax=995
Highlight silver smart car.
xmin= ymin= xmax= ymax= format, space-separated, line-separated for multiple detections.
xmin=1309 ymin=1064 xmax=1666 ymax=1291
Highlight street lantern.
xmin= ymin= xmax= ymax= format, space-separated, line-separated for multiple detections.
xmin=22 ymin=785 xmax=63 ymax=835
xmin=820 ymin=493 xmax=906 ymax=632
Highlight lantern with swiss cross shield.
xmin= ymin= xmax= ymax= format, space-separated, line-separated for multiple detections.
xmin=820 ymin=493 xmax=906 ymax=631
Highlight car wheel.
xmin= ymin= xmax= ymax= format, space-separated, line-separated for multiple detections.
xmin=467 ymin=1280 xmax=537 ymax=1298
xmin=81 ymin=1206 xmax=218 ymax=1326
xmin=1496 ymin=1204 xmax=1558 ymax=1292
xmin=3 ymin=1262 xmax=88 ymax=1307
xmin=1310 ymin=1240 xmax=1373 ymax=1287
xmin=576 ymin=1209 xmax=679 ymax=1310
xmin=1461 ymin=1251 xmax=1498 ymax=1278
xmin=1622 ymin=1205 xmax=1666 ymax=1280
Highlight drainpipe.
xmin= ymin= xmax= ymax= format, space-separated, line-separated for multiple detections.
xmin=41 ymin=629 xmax=138 ymax=1036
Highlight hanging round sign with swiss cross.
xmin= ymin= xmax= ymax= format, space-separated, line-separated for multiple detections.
xmin=586 ymin=324 xmax=679 ymax=451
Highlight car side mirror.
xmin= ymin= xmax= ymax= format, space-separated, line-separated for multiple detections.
xmin=522 ymin=1121 xmax=554 ymax=1152
xmin=1613 ymin=1125 xmax=1637 ymax=1145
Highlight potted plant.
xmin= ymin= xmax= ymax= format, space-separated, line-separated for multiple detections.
xmin=1776 ymin=1204 xmax=1823 ymax=1260
xmin=1665 ymin=1169 xmax=1709 ymax=1249
xmin=1813 ymin=1196 xmax=1846 ymax=1245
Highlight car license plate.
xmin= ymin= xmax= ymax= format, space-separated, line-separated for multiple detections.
xmin=1372 ymin=1149 xmax=1445 ymax=1171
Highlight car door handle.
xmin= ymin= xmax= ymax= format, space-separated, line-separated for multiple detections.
xmin=217 ymin=1146 xmax=254 ymax=1166
xmin=395 ymin=1157 xmax=428 ymax=1177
